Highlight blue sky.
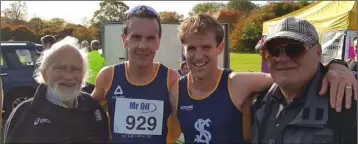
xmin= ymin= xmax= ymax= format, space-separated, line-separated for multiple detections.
xmin=1 ymin=1 xmax=268 ymax=25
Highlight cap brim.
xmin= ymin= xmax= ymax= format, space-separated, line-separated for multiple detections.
xmin=261 ymin=31 xmax=316 ymax=49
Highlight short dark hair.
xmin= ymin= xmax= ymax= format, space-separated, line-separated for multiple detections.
xmin=354 ymin=37 xmax=357 ymax=41
xmin=41 ymin=35 xmax=56 ymax=45
xmin=122 ymin=8 xmax=162 ymax=38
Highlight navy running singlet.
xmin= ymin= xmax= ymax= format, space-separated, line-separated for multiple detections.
xmin=105 ymin=63 xmax=171 ymax=144
xmin=177 ymin=69 xmax=244 ymax=144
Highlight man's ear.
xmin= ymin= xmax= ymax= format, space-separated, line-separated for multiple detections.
xmin=41 ymin=70 xmax=47 ymax=83
xmin=217 ymin=41 xmax=224 ymax=55
xmin=121 ymin=34 xmax=127 ymax=49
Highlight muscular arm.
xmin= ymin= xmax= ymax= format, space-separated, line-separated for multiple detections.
xmin=167 ymin=69 xmax=182 ymax=143
xmin=228 ymin=72 xmax=272 ymax=142
xmin=91 ymin=66 xmax=114 ymax=106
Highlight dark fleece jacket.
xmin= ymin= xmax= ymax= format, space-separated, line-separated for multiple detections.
xmin=4 ymin=84 xmax=110 ymax=143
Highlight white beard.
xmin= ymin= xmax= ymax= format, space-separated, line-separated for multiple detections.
xmin=48 ymin=83 xmax=81 ymax=103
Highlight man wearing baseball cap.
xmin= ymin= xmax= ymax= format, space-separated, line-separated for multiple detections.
xmin=251 ymin=17 xmax=357 ymax=144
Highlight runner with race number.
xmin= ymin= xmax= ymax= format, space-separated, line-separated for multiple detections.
xmin=91 ymin=5 xmax=181 ymax=144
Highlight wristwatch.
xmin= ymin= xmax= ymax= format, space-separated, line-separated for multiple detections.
xmin=327 ymin=59 xmax=348 ymax=68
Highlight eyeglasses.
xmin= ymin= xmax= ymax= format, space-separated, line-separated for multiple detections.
xmin=126 ymin=5 xmax=159 ymax=17
xmin=263 ymin=43 xmax=316 ymax=59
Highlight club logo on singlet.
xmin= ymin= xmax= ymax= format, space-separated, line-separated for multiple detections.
xmin=113 ymin=98 xmax=164 ymax=136
xmin=194 ymin=118 xmax=212 ymax=144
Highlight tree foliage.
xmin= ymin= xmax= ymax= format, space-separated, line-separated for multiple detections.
xmin=159 ymin=11 xmax=183 ymax=23
xmin=2 ymin=1 xmax=27 ymax=25
xmin=227 ymin=0 xmax=258 ymax=14
xmin=189 ymin=2 xmax=227 ymax=16
xmin=91 ymin=0 xmax=129 ymax=27
xmin=230 ymin=2 xmax=310 ymax=52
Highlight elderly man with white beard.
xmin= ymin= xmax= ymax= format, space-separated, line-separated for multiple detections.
xmin=3 ymin=36 xmax=110 ymax=143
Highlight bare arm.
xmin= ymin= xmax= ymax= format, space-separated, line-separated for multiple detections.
xmin=167 ymin=69 xmax=182 ymax=143
xmin=0 ymin=78 xmax=3 ymax=134
xmin=91 ymin=66 xmax=114 ymax=106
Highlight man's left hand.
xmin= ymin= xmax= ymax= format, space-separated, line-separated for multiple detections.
xmin=320 ymin=64 xmax=358 ymax=112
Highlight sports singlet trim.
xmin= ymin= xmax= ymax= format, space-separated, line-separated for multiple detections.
xmin=124 ymin=62 xmax=160 ymax=86
xmin=227 ymin=74 xmax=241 ymax=110
xmin=187 ymin=69 xmax=224 ymax=100
xmin=103 ymin=66 xmax=115 ymax=97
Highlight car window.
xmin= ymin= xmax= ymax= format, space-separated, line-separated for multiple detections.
xmin=0 ymin=56 xmax=7 ymax=68
xmin=15 ymin=49 xmax=34 ymax=66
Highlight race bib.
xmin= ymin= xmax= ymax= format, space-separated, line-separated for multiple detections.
xmin=113 ymin=98 xmax=164 ymax=135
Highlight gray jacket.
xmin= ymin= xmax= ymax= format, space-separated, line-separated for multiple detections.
xmin=251 ymin=66 xmax=357 ymax=144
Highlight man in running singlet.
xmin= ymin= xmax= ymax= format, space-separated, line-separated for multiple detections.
xmin=91 ymin=5 xmax=181 ymax=144
xmin=169 ymin=14 xmax=357 ymax=144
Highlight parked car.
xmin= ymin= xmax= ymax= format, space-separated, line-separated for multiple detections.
xmin=1 ymin=41 xmax=41 ymax=119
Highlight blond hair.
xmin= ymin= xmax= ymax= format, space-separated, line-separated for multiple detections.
xmin=33 ymin=36 xmax=89 ymax=88
xmin=178 ymin=13 xmax=224 ymax=46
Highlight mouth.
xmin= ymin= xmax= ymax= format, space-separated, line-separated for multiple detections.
xmin=193 ymin=62 xmax=208 ymax=68
xmin=276 ymin=67 xmax=296 ymax=71
xmin=58 ymin=83 xmax=76 ymax=87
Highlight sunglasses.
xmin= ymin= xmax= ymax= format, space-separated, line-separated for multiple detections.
xmin=126 ymin=5 xmax=159 ymax=17
xmin=263 ymin=43 xmax=316 ymax=59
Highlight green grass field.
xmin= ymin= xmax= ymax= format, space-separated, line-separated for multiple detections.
xmin=229 ymin=53 xmax=262 ymax=72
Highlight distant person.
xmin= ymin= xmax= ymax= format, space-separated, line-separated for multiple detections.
xmin=41 ymin=35 xmax=56 ymax=50
xmin=83 ymin=40 xmax=105 ymax=94
xmin=178 ymin=61 xmax=189 ymax=76
xmin=80 ymin=40 xmax=89 ymax=50
xmin=4 ymin=36 xmax=110 ymax=143
xmin=347 ymin=37 xmax=357 ymax=72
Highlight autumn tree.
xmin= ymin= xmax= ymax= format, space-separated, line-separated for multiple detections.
xmin=11 ymin=25 xmax=36 ymax=42
xmin=226 ymin=0 xmax=258 ymax=14
xmin=91 ymin=0 xmax=129 ymax=27
xmin=48 ymin=18 xmax=66 ymax=27
xmin=189 ymin=2 xmax=227 ymax=16
xmin=27 ymin=17 xmax=47 ymax=34
xmin=2 ymin=1 xmax=28 ymax=25
xmin=1 ymin=24 xmax=13 ymax=41
xmin=73 ymin=26 xmax=98 ymax=42
xmin=231 ymin=2 xmax=308 ymax=52
xmin=159 ymin=11 xmax=183 ymax=23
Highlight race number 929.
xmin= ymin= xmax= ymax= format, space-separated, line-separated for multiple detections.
xmin=126 ymin=115 xmax=157 ymax=131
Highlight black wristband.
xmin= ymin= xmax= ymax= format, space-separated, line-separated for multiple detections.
xmin=327 ymin=59 xmax=349 ymax=68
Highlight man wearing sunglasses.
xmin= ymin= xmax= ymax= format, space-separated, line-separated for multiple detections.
xmin=92 ymin=5 xmax=181 ymax=144
xmin=251 ymin=17 xmax=357 ymax=144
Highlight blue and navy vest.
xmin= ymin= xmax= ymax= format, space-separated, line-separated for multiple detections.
xmin=177 ymin=69 xmax=244 ymax=144
xmin=105 ymin=63 xmax=171 ymax=144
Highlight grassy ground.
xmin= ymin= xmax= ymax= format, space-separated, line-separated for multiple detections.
xmin=230 ymin=53 xmax=261 ymax=72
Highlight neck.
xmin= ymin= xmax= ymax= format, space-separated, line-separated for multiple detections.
xmin=279 ymin=83 xmax=306 ymax=104
xmin=126 ymin=62 xmax=156 ymax=83
xmin=62 ymin=100 xmax=75 ymax=108
xmin=191 ymin=68 xmax=221 ymax=92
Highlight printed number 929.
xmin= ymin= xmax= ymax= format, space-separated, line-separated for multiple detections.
xmin=126 ymin=115 xmax=157 ymax=131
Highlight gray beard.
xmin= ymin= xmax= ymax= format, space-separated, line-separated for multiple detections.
xmin=48 ymin=83 xmax=81 ymax=104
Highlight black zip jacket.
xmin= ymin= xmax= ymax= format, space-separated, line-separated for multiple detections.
xmin=4 ymin=84 xmax=110 ymax=143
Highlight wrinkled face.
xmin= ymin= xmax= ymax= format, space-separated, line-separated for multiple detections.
xmin=263 ymin=38 xmax=321 ymax=87
xmin=121 ymin=17 xmax=160 ymax=67
xmin=182 ymin=31 xmax=223 ymax=79
xmin=354 ymin=39 xmax=357 ymax=55
xmin=43 ymin=47 xmax=84 ymax=102
xmin=181 ymin=64 xmax=189 ymax=75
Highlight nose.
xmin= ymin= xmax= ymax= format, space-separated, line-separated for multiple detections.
xmin=194 ymin=48 xmax=205 ymax=60
xmin=272 ymin=50 xmax=291 ymax=63
xmin=138 ymin=39 xmax=149 ymax=50
xmin=62 ymin=70 xmax=75 ymax=81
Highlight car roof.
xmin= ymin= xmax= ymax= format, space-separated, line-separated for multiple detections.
xmin=1 ymin=41 xmax=42 ymax=52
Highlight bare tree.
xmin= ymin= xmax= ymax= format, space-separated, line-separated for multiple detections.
xmin=2 ymin=1 xmax=28 ymax=24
